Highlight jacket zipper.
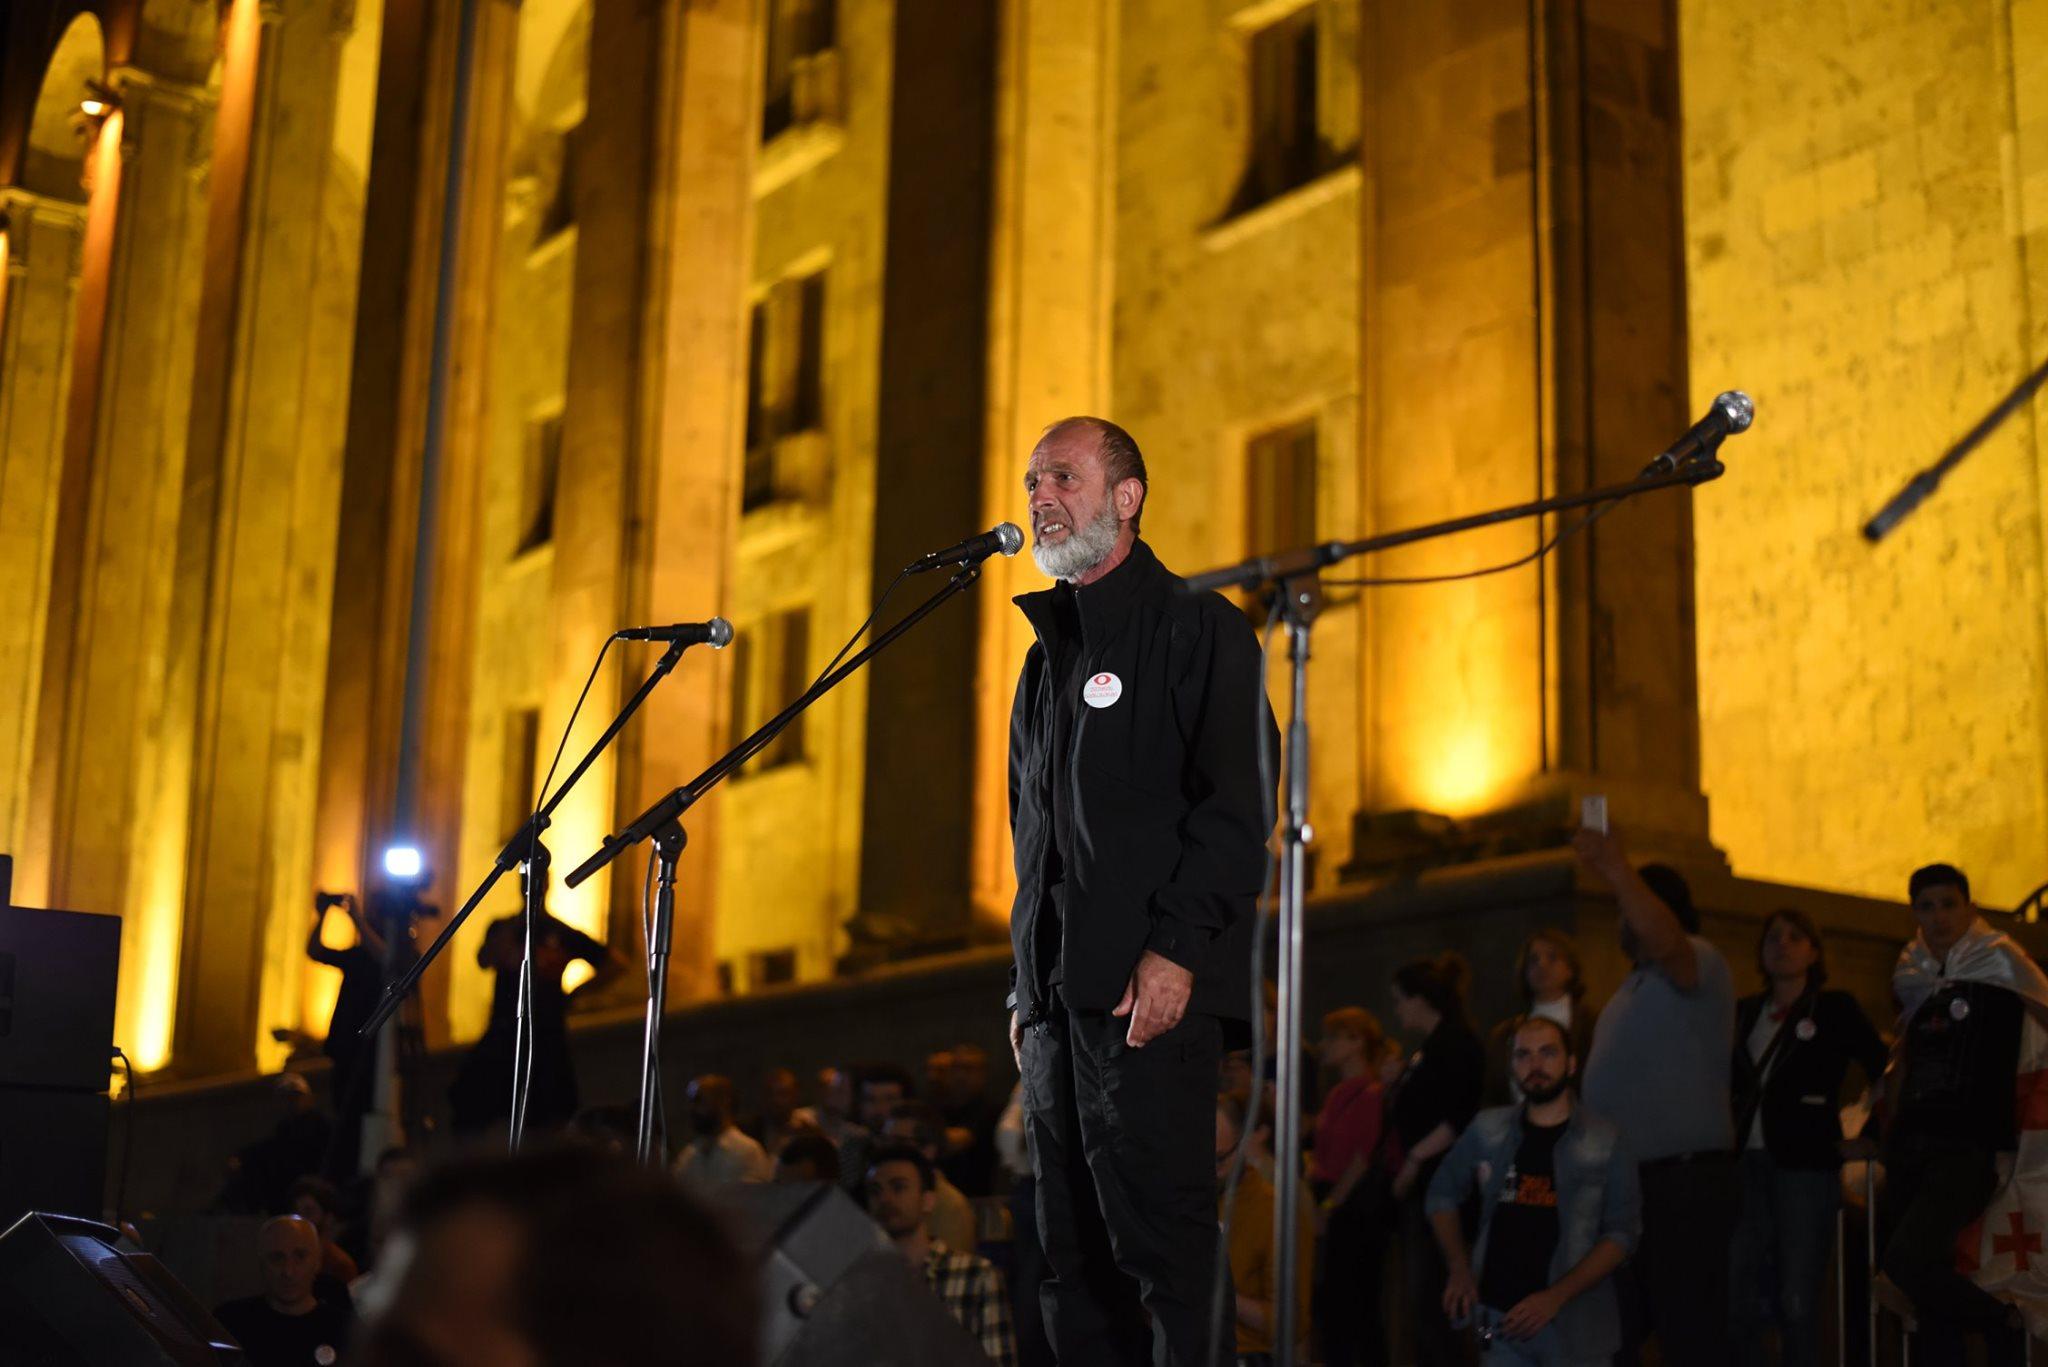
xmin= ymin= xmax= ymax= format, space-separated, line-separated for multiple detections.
xmin=1024 ymin=644 xmax=1099 ymax=1027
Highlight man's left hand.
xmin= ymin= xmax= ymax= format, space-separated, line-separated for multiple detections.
xmin=1500 ymin=1288 xmax=1563 ymax=1339
xmin=1111 ymin=950 xmax=1193 ymax=1047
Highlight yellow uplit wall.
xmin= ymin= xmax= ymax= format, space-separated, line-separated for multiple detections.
xmin=25 ymin=0 xmax=2048 ymax=1088
xmin=1683 ymin=1 xmax=2048 ymax=908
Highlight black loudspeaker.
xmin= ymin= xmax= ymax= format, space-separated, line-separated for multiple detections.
xmin=717 ymin=1183 xmax=993 ymax=1367
xmin=0 ymin=903 xmax=120 ymax=1226
xmin=0 ymin=903 xmax=120 ymax=1089
xmin=0 ymin=1213 xmax=244 ymax=1365
xmin=0 ymin=1088 xmax=110 ymax=1228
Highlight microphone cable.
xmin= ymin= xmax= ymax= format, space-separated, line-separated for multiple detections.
xmin=510 ymin=635 xmax=618 ymax=1145
xmin=1206 ymin=597 xmax=1286 ymax=1367
xmin=722 ymin=567 xmax=911 ymax=776
xmin=1324 ymin=501 xmax=1619 ymax=588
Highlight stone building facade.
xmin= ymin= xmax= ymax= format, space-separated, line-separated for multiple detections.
xmin=2 ymin=0 xmax=2045 ymax=1087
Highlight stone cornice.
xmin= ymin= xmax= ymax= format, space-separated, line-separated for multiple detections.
xmin=0 ymin=185 xmax=93 ymax=229
xmin=108 ymin=64 xmax=216 ymax=114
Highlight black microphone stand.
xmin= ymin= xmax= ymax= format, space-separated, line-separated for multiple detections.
xmin=565 ymin=563 xmax=988 ymax=1165
xmin=1864 ymin=352 xmax=2048 ymax=542
xmin=359 ymin=635 xmax=696 ymax=1154
xmin=1188 ymin=456 xmax=1727 ymax=1367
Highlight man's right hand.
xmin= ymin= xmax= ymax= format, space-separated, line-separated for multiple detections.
xmin=1010 ymin=1010 xmax=1023 ymax=1069
xmin=1442 ymin=1265 xmax=1477 ymax=1322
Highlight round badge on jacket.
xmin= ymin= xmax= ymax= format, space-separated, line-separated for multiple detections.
xmin=1951 ymin=995 xmax=1971 ymax=1021
xmin=1082 ymin=672 xmax=1123 ymax=708
xmin=1794 ymin=1018 xmax=1816 ymax=1042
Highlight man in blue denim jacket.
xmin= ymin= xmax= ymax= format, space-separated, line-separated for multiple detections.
xmin=1426 ymin=1017 xmax=1640 ymax=1365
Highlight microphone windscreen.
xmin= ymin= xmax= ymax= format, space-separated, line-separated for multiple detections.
xmin=1714 ymin=391 xmax=1754 ymax=432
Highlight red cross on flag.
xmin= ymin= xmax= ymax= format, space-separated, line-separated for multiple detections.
xmin=1953 ymin=1030 xmax=2048 ymax=1332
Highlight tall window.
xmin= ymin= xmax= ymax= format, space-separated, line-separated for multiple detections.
xmin=1244 ymin=418 xmax=1318 ymax=620
xmin=536 ymin=122 xmax=581 ymax=244
xmin=750 ymin=948 xmax=798 ymax=987
xmin=728 ymin=607 xmax=813 ymax=775
xmin=762 ymin=0 xmax=840 ymax=141
xmin=742 ymin=270 xmax=828 ymax=512
xmin=743 ymin=301 xmax=772 ymax=509
xmin=499 ymin=707 xmax=541 ymax=842
xmin=517 ymin=410 xmax=562 ymax=554
xmin=1229 ymin=4 xmax=1328 ymax=216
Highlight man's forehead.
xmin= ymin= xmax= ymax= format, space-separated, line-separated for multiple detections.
xmin=262 ymin=1221 xmax=318 ymax=1250
xmin=1026 ymin=430 xmax=1104 ymax=472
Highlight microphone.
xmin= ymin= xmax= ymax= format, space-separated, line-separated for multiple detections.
xmin=1644 ymin=391 xmax=1754 ymax=474
xmin=906 ymin=522 xmax=1024 ymax=573
xmin=614 ymin=617 xmax=733 ymax=648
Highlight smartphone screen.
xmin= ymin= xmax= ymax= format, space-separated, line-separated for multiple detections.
xmin=1580 ymin=794 xmax=1608 ymax=834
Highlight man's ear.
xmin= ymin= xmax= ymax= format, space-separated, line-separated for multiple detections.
xmin=1115 ymin=477 xmax=1143 ymax=522
xmin=920 ymin=1188 xmax=937 ymax=1216
xmin=1566 ymin=1054 xmax=1579 ymax=1079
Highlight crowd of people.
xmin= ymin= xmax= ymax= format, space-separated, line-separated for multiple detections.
xmin=196 ymin=835 xmax=2037 ymax=1367
xmin=1233 ymin=838 xmax=2027 ymax=1367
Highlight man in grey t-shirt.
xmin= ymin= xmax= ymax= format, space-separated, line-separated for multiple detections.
xmin=1575 ymin=826 xmax=1737 ymax=1367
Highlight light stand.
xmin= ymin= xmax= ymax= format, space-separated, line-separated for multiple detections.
xmin=565 ymin=565 xmax=988 ymax=1163
xmin=1187 ymin=455 xmax=1728 ymax=1367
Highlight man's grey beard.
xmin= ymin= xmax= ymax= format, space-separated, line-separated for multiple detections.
xmin=1032 ymin=500 xmax=1123 ymax=580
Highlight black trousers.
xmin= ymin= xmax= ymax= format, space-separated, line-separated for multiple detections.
xmin=1010 ymin=1174 xmax=1059 ymax=1367
xmin=1616 ymin=1154 xmax=1740 ymax=1367
xmin=1022 ymin=997 xmax=1226 ymax=1367
xmin=1881 ymin=1137 xmax=2024 ymax=1367
xmin=1315 ymin=1177 xmax=1390 ymax=1367
xmin=1400 ymin=1173 xmax=1470 ymax=1367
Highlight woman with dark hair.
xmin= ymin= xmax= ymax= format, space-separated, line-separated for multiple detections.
xmin=1728 ymin=909 xmax=1887 ymax=1367
xmin=1482 ymin=928 xmax=1599 ymax=1105
xmin=1386 ymin=952 xmax=1485 ymax=1366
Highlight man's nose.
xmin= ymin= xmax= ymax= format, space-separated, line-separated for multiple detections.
xmin=1030 ymin=487 xmax=1059 ymax=513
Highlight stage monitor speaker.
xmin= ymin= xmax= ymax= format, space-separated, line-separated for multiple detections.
xmin=718 ymin=1181 xmax=992 ymax=1367
xmin=0 ymin=1212 xmax=244 ymax=1365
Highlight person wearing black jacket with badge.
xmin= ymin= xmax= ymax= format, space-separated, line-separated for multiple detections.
xmin=1727 ymin=909 xmax=1887 ymax=1367
xmin=1004 ymin=416 xmax=1277 ymax=1367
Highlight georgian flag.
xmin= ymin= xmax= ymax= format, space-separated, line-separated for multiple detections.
xmin=1894 ymin=920 xmax=2048 ymax=1335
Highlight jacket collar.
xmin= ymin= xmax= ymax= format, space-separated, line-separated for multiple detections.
xmin=1014 ymin=536 xmax=1163 ymax=650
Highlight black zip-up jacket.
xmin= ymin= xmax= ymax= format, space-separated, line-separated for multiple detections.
xmin=1730 ymin=987 xmax=1888 ymax=1169
xmin=1006 ymin=538 xmax=1276 ymax=1025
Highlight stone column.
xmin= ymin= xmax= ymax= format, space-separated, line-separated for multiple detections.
xmin=168 ymin=0 xmax=360 ymax=1077
xmin=24 ymin=63 xmax=215 ymax=1069
xmin=1350 ymin=0 xmax=1711 ymax=870
xmin=850 ymin=0 xmax=999 ymax=959
xmin=0 ymin=191 xmax=87 ymax=859
xmin=314 ymin=0 xmax=508 ymax=1051
xmin=968 ymin=0 xmax=1118 ymax=928
xmin=626 ymin=0 xmax=759 ymax=1004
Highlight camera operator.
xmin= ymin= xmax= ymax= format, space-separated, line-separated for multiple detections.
xmin=307 ymin=891 xmax=386 ymax=1178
